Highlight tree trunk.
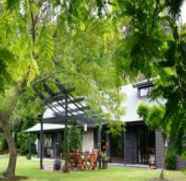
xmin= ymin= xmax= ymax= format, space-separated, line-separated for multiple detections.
xmin=2 ymin=123 xmax=17 ymax=178
xmin=0 ymin=75 xmax=28 ymax=178
xmin=160 ymin=136 xmax=167 ymax=180
xmin=160 ymin=168 xmax=164 ymax=180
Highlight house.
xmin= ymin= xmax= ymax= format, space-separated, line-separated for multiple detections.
xmin=26 ymin=80 xmax=186 ymax=169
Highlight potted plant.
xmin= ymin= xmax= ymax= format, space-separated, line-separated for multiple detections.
xmin=53 ymin=159 xmax=61 ymax=171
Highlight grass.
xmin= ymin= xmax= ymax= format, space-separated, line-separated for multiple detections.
xmin=0 ymin=155 xmax=186 ymax=181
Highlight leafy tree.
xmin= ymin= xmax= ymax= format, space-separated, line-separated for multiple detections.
xmin=40 ymin=1 xmax=125 ymax=171
xmin=0 ymin=0 xmax=125 ymax=177
xmin=115 ymin=0 xmax=186 ymax=162
xmin=51 ymin=3 xmax=126 ymax=171
xmin=138 ymin=103 xmax=167 ymax=178
xmin=138 ymin=102 xmax=178 ymax=175
xmin=53 ymin=0 xmax=125 ymax=114
xmin=68 ymin=124 xmax=82 ymax=152
xmin=115 ymin=1 xmax=186 ymax=178
xmin=138 ymin=103 xmax=166 ymax=132
xmin=107 ymin=120 xmax=124 ymax=137
xmin=0 ymin=0 xmax=57 ymax=177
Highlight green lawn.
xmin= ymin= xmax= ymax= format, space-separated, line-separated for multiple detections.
xmin=0 ymin=156 xmax=186 ymax=181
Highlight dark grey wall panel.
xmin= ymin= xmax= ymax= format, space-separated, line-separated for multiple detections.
xmin=155 ymin=130 xmax=165 ymax=168
xmin=124 ymin=128 xmax=137 ymax=163
xmin=176 ymin=156 xmax=186 ymax=169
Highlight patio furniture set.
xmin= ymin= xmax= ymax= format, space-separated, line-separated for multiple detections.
xmin=69 ymin=150 xmax=98 ymax=170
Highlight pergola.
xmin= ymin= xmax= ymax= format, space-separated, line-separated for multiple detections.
xmin=32 ymin=77 xmax=104 ymax=169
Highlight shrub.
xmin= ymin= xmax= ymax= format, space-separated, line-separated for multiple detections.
xmin=0 ymin=135 xmax=7 ymax=153
xmin=62 ymin=125 xmax=82 ymax=154
xmin=69 ymin=125 xmax=82 ymax=152
xmin=16 ymin=132 xmax=36 ymax=155
xmin=165 ymin=148 xmax=177 ymax=170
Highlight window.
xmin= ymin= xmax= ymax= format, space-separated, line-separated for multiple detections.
xmin=138 ymin=86 xmax=152 ymax=97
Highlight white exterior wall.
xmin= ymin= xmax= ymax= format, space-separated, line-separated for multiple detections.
xmin=42 ymin=83 xmax=156 ymax=124
xmin=82 ymin=129 xmax=94 ymax=152
xmin=121 ymin=85 xmax=142 ymax=122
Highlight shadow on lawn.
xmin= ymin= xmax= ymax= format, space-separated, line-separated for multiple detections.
xmin=150 ymin=178 xmax=170 ymax=181
xmin=0 ymin=176 xmax=28 ymax=181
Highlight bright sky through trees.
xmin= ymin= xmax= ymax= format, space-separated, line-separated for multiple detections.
xmin=181 ymin=1 xmax=186 ymax=23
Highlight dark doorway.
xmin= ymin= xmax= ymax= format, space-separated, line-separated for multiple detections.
xmin=110 ymin=132 xmax=124 ymax=163
xmin=136 ymin=125 xmax=155 ymax=164
xmin=124 ymin=122 xmax=155 ymax=164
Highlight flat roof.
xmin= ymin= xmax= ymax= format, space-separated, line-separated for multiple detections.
xmin=25 ymin=123 xmax=65 ymax=133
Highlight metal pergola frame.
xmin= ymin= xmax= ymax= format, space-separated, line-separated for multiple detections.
xmin=32 ymin=77 xmax=103 ymax=170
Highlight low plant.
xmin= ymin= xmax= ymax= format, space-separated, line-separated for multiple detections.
xmin=165 ymin=148 xmax=177 ymax=170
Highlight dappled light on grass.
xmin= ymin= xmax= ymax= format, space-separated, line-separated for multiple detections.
xmin=0 ymin=156 xmax=186 ymax=181
xmin=149 ymin=178 xmax=170 ymax=181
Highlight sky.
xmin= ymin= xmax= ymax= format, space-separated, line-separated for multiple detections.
xmin=181 ymin=1 xmax=186 ymax=23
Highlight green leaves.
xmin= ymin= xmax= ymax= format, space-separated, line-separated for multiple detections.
xmin=68 ymin=124 xmax=82 ymax=152
xmin=6 ymin=0 xmax=20 ymax=10
xmin=160 ymin=40 xmax=176 ymax=67
xmin=122 ymin=0 xmax=186 ymax=156
xmin=0 ymin=46 xmax=15 ymax=91
xmin=36 ymin=26 xmax=55 ymax=74
xmin=138 ymin=103 xmax=166 ymax=131
xmin=107 ymin=120 xmax=123 ymax=137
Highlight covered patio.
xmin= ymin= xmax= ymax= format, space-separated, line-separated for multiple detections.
xmin=31 ymin=77 xmax=105 ymax=171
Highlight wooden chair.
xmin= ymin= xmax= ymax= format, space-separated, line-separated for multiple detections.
xmin=90 ymin=150 xmax=98 ymax=170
